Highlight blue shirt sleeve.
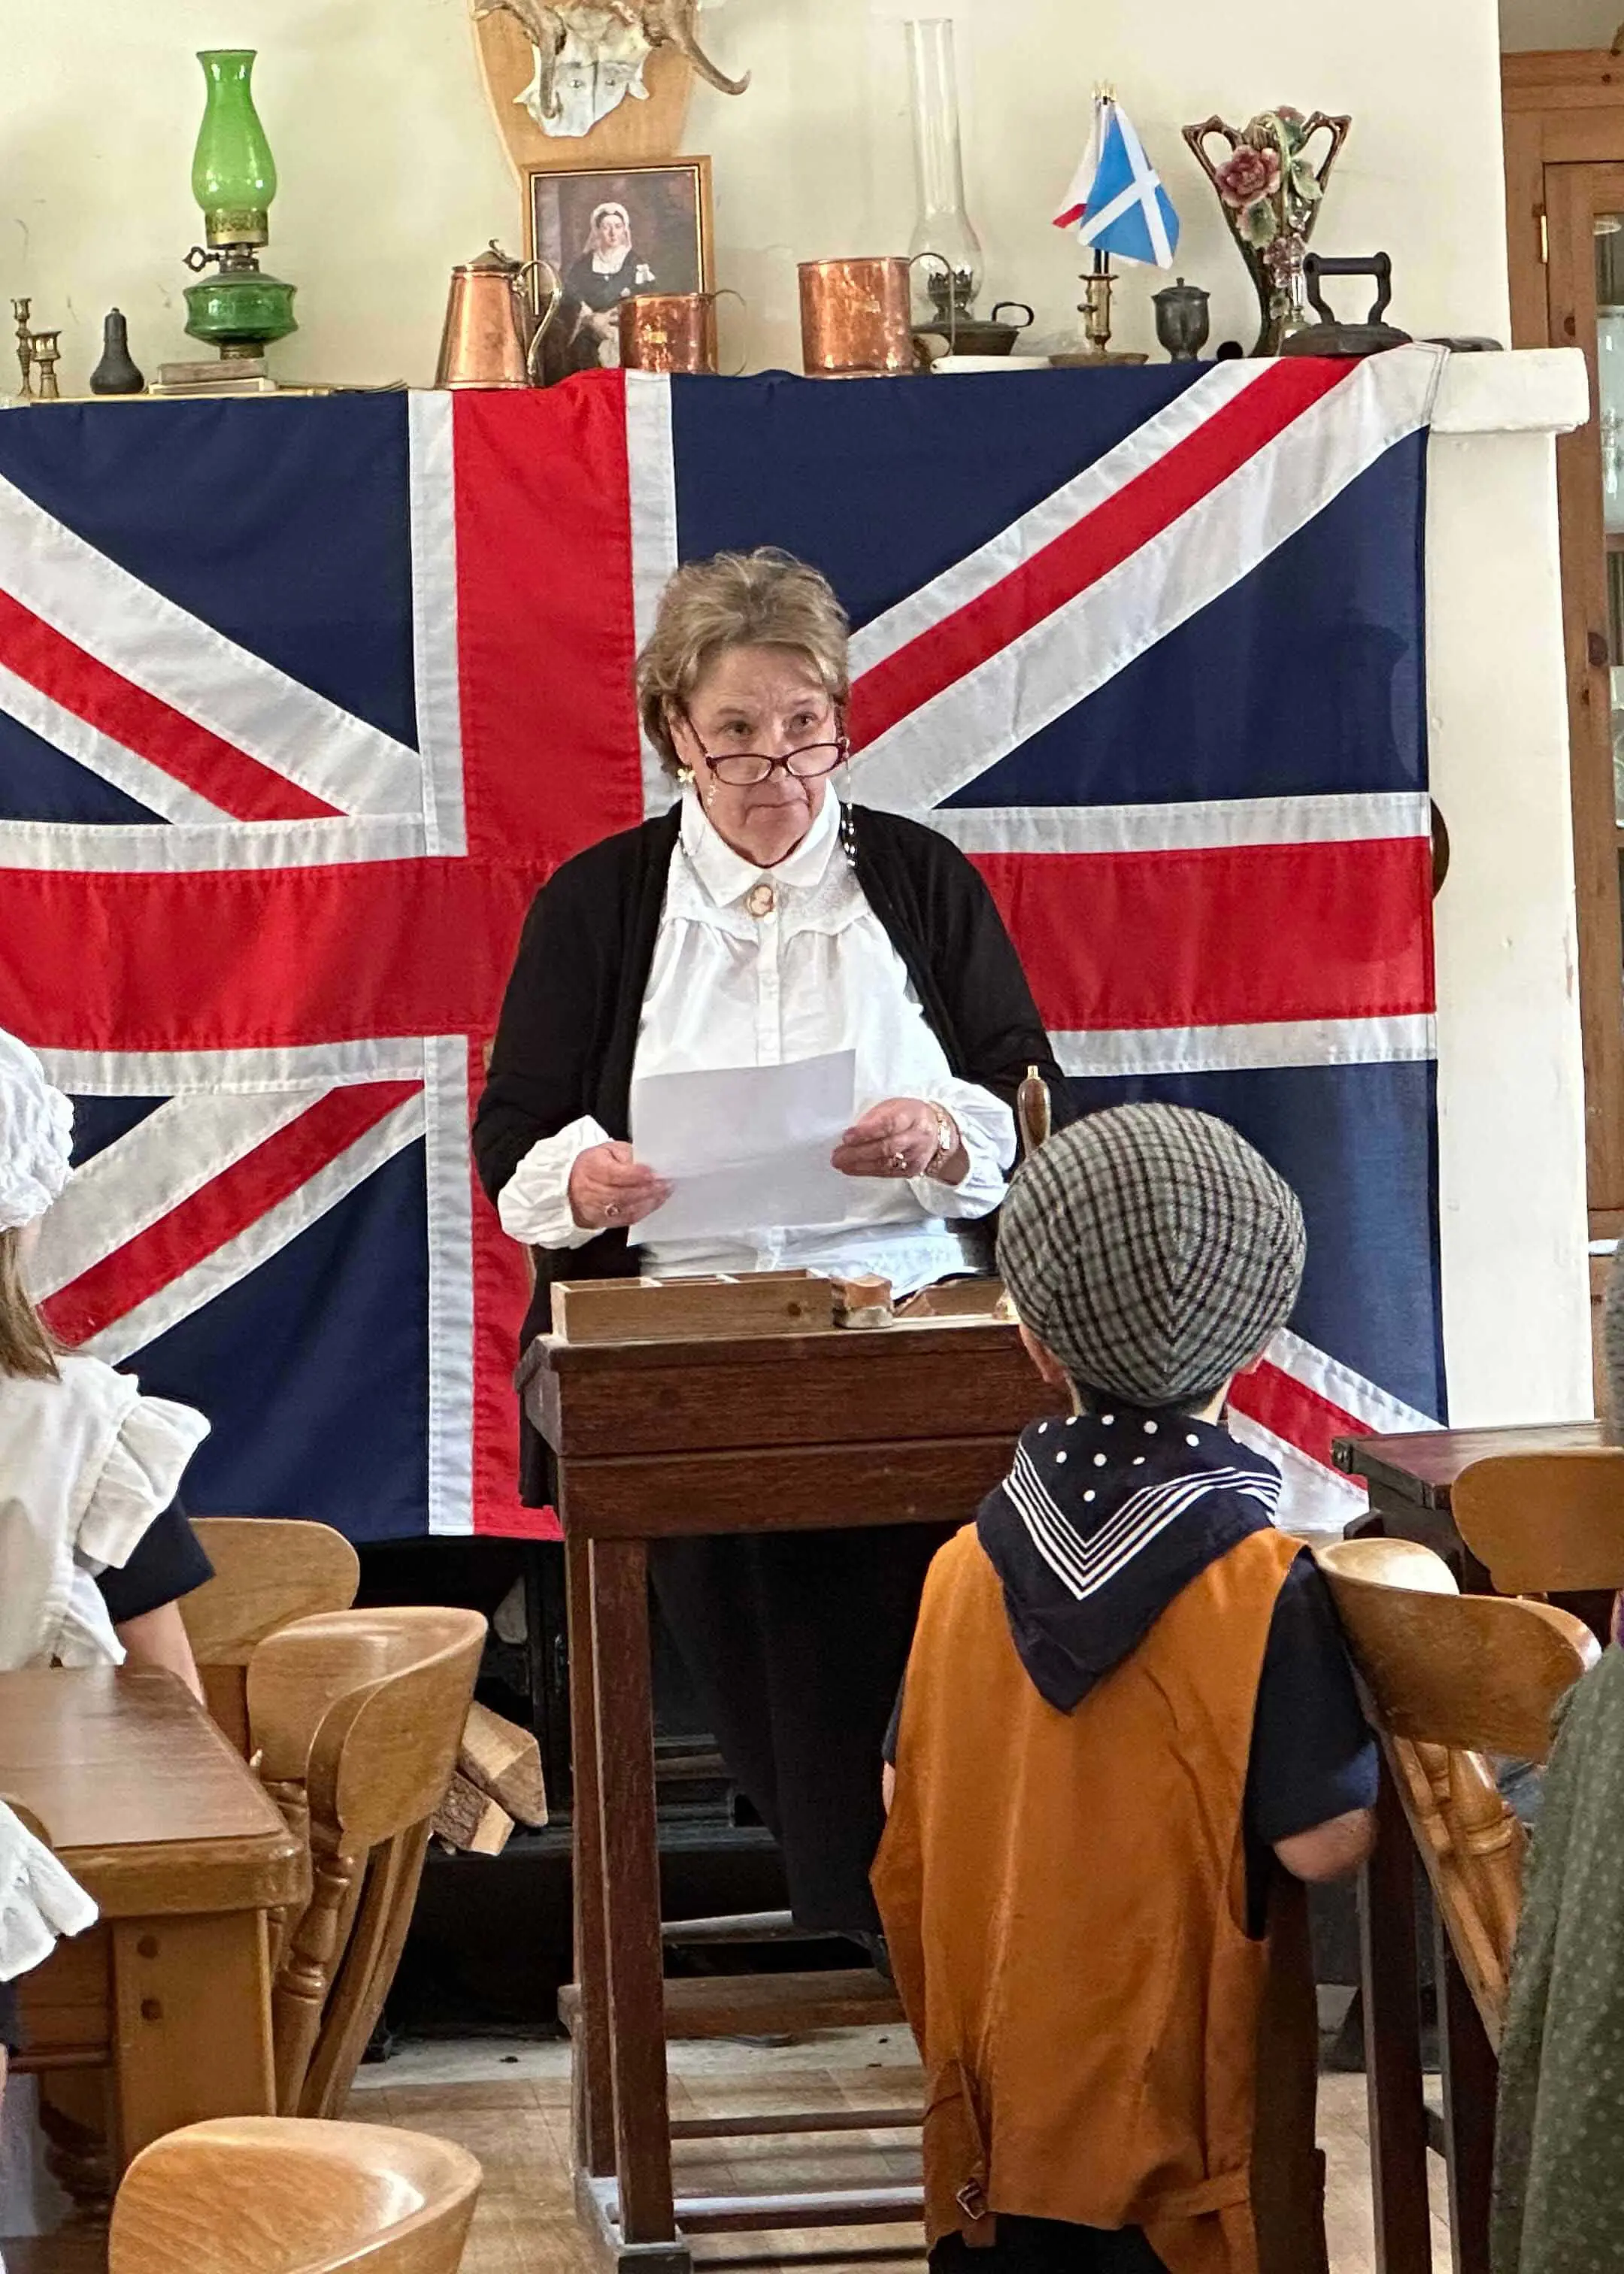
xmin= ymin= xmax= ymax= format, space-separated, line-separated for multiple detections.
xmin=93 ymin=1496 xmax=214 ymax=1626
xmin=1246 ymin=1551 xmax=1378 ymax=1848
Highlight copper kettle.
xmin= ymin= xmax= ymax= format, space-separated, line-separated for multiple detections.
xmin=435 ymin=242 xmax=562 ymax=389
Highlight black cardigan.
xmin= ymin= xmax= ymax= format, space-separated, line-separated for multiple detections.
xmin=473 ymin=802 xmax=1062 ymax=1364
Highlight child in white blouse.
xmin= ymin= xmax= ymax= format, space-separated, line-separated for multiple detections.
xmin=0 ymin=1029 xmax=209 ymax=1693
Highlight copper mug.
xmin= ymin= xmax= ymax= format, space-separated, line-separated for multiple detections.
xmin=435 ymin=242 xmax=562 ymax=388
xmin=618 ymin=289 xmax=746 ymax=375
xmin=798 ymin=255 xmax=944 ymax=377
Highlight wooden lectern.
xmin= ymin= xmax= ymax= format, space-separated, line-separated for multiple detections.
xmin=522 ymin=1288 xmax=1065 ymax=2272
xmin=526 ymin=1254 xmax=1330 ymax=2273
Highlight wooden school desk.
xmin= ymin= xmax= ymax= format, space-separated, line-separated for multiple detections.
xmin=523 ymin=1287 xmax=1068 ymax=2274
xmin=0 ymin=1664 xmax=306 ymax=2169
xmin=1333 ymin=1417 xmax=1602 ymax=1587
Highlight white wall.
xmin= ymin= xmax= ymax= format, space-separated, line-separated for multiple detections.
xmin=1501 ymin=0 xmax=1621 ymax=49
xmin=2 ymin=0 xmax=1512 ymax=389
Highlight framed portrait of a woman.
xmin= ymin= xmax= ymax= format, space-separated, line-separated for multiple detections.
xmin=524 ymin=156 xmax=714 ymax=378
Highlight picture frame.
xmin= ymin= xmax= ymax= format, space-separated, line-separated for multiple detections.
xmin=524 ymin=156 xmax=715 ymax=379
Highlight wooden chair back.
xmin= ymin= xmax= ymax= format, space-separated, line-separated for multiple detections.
xmin=108 ymin=2115 xmax=480 ymax=2273
xmin=1450 ymin=1447 xmax=1624 ymax=1596
xmin=1316 ymin=1537 xmax=1597 ymax=2043
xmin=245 ymin=1607 xmax=486 ymax=2118
xmin=182 ymin=1520 xmax=361 ymax=1753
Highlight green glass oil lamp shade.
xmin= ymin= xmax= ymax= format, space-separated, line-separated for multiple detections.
xmin=192 ymin=50 xmax=277 ymax=250
xmin=183 ymin=48 xmax=297 ymax=357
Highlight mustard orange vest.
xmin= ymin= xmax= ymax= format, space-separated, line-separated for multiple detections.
xmin=872 ymin=1522 xmax=1302 ymax=2274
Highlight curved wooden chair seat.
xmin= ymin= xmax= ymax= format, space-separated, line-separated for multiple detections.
xmin=244 ymin=1607 xmax=486 ymax=2118
xmin=108 ymin=2115 xmax=480 ymax=2273
xmin=1450 ymin=1446 xmax=1624 ymax=1598
xmin=183 ymin=1520 xmax=362 ymax=1754
xmin=1316 ymin=1536 xmax=1597 ymax=2044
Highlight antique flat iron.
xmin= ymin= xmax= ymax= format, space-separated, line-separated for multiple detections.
xmin=1279 ymin=253 xmax=1410 ymax=359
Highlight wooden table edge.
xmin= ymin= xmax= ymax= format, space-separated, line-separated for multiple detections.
xmin=59 ymin=1827 xmax=307 ymax=1915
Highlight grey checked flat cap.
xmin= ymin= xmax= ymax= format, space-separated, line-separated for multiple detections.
xmin=997 ymin=1103 xmax=1306 ymax=1408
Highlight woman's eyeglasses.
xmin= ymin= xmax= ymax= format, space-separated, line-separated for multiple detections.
xmin=702 ymin=741 xmax=847 ymax=787
xmin=680 ymin=710 xmax=850 ymax=787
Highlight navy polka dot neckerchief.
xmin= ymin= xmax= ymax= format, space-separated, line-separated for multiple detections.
xmin=974 ymin=1404 xmax=1285 ymax=1715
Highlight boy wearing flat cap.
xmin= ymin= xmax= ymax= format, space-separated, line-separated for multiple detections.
xmin=874 ymin=1103 xmax=1377 ymax=2274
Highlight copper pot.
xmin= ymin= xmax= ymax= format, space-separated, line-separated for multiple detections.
xmin=798 ymin=256 xmax=941 ymax=377
xmin=617 ymin=290 xmax=746 ymax=375
xmin=435 ymin=242 xmax=562 ymax=389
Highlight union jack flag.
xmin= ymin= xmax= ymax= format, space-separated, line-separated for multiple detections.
xmin=0 ymin=349 xmax=1446 ymax=1540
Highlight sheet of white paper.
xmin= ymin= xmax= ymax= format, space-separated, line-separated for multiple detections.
xmin=630 ymin=1051 xmax=857 ymax=1244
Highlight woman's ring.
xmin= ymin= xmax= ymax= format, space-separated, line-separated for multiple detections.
xmin=886 ymin=1149 xmax=908 ymax=1174
xmin=604 ymin=1202 xmax=620 ymax=1222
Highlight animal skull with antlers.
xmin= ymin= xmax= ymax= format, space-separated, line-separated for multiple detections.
xmin=474 ymin=0 xmax=750 ymax=138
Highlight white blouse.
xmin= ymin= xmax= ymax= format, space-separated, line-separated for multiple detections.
xmin=497 ymin=789 xmax=1017 ymax=1296
xmin=0 ymin=1354 xmax=210 ymax=1672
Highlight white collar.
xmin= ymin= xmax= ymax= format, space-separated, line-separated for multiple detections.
xmin=678 ymin=784 xmax=842 ymax=907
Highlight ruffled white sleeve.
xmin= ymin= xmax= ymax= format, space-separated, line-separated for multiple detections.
xmin=497 ymin=1115 xmax=611 ymax=1250
xmin=0 ymin=1802 xmax=96 ymax=1983
xmin=75 ymin=1394 xmax=211 ymax=1575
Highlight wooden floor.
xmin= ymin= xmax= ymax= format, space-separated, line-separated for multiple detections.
xmin=3 ymin=2027 xmax=1453 ymax=2273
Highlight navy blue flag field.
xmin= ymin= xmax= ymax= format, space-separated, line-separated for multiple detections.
xmin=0 ymin=348 xmax=1445 ymax=1539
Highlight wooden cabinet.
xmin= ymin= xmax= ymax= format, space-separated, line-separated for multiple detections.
xmin=1505 ymin=50 xmax=1624 ymax=1233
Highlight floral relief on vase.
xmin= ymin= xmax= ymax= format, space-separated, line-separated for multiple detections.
xmin=1183 ymin=106 xmax=1351 ymax=355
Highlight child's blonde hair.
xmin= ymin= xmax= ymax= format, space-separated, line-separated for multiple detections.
xmin=0 ymin=1227 xmax=58 ymax=1381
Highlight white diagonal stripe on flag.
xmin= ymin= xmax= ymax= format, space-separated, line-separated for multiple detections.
xmin=78 ymin=1090 xmax=426 ymax=1363
xmin=1271 ymin=1326 xmax=1437 ymax=1438
xmin=849 ymin=359 xmax=1272 ymax=675
xmin=927 ymin=792 xmax=1431 ymax=857
xmin=0 ymin=657 xmax=232 ymax=823
xmin=1231 ymin=1415 xmax=1364 ymax=1538
xmin=29 ymin=1089 xmax=324 ymax=1301
xmin=851 ymin=345 xmax=1446 ymax=814
xmin=1054 ymin=1015 xmax=1436 ymax=1077
xmin=0 ymin=468 xmax=425 ymax=820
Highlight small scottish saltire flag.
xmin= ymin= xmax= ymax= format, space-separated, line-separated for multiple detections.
xmin=1053 ymin=96 xmax=1180 ymax=269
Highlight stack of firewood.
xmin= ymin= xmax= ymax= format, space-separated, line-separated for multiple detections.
xmin=430 ymin=1701 xmax=548 ymax=1856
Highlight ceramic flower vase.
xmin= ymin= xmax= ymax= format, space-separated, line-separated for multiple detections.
xmin=1182 ymin=108 xmax=1352 ymax=354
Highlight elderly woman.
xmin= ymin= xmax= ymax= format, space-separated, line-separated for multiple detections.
xmin=474 ymin=547 xmax=1059 ymax=1938
xmin=562 ymin=201 xmax=660 ymax=367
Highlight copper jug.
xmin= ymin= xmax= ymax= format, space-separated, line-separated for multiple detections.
xmin=798 ymin=256 xmax=941 ymax=377
xmin=435 ymin=242 xmax=562 ymax=388
xmin=618 ymin=290 xmax=746 ymax=375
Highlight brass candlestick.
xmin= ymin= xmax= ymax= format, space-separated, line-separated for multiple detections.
xmin=26 ymin=332 xmax=61 ymax=402
xmin=1082 ymin=265 xmax=1116 ymax=354
xmin=1048 ymin=252 xmax=1148 ymax=369
xmin=12 ymin=299 xmax=32 ymax=397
